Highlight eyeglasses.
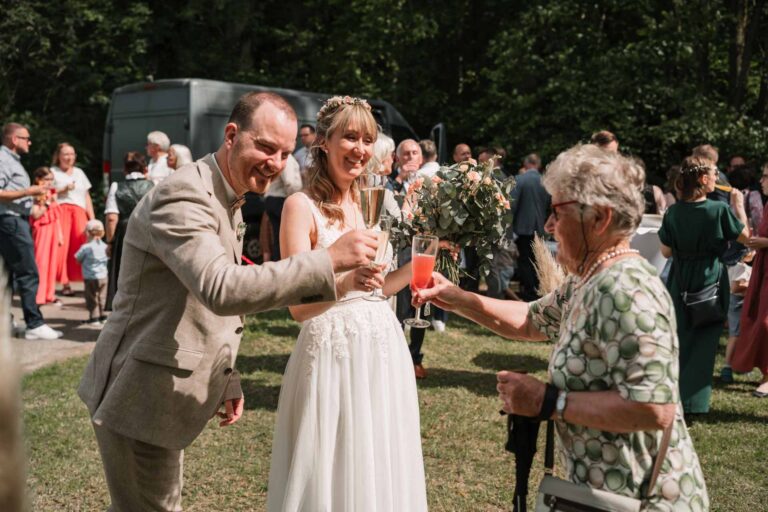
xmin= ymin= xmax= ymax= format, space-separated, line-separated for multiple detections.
xmin=16 ymin=135 xmax=30 ymax=141
xmin=550 ymin=200 xmax=581 ymax=221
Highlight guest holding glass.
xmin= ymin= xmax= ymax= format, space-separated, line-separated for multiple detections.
xmin=731 ymin=165 xmax=768 ymax=397
xmin=414 ymin=144 xmax=709 ymax=510
xmin=29 ymin=167 xmax=63 ymax=306
xmin=52 ymin=143 xmax=94 ymax=296
xmin=659 ymin=156 xmax=749 ymax=417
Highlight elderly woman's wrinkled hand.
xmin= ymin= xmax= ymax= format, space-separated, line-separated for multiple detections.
xmin=411 ymin=272 xmax=460 ymax=311
xmin=496 ymin=371 xmax=547 ymax=417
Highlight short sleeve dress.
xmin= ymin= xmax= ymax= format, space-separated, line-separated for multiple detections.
xmin=658 ymin=199 xmax=743 ymax=413
xmin=528 ymin=258 xmax=709 ymax=511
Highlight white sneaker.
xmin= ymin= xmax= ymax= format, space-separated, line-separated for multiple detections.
xmin=25 ymin=324 xmax=63 ymax=340
xmin=432 ymin=320 xmax=446 ymax=332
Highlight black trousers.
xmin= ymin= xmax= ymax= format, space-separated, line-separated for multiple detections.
xmin=0 ymin=215 xmax=44 ymax=329
xmin=264 ymin=196 xmax=286 ymax=261
xmin=516 ymin=234 xmax=540 ymax=302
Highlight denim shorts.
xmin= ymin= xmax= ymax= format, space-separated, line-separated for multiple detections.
xmin=728 ymin=293 xmax=745 ymax=337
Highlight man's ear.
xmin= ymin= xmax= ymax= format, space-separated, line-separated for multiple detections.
xmin=223 ymin=123 xmax=238 ymax=149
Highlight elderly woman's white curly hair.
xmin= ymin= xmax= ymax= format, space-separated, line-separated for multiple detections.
xmin=543 ymin=144 xmax=645 ymax=237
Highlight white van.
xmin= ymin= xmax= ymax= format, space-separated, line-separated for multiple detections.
xmin=102 ymin=78 xmax=442 ymax=183
xmin=102 ymin=78 xmax=445 ymax=262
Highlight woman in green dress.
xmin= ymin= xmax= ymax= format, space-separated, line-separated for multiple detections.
xmin=415 ymin=145 xmax=710 ymax=510
xmin=658 ymin=156 xmax=749 ymax=416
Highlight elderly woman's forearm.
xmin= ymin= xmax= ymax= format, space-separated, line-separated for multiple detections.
xmin=561 ymin=391 xmax=676 ymax=432
xmin=457 ymin=294 xmax=546 ymax=341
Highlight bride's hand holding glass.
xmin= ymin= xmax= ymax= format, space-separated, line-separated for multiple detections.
xmin=335 ymin=266 xmax=386 ymax=297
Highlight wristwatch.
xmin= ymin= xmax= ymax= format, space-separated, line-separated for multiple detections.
xmin=555 ymin=390 xmax=569 ymax=421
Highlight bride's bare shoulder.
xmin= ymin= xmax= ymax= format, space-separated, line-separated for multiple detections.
xmin=282 ymin=192 xmax=317 ymax=247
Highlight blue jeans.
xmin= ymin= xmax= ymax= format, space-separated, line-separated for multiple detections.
xmin=0 ymin=215 xmax=44 ymax=329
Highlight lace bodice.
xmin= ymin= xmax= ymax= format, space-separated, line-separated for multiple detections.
xmin=297 ymin=192 xmax=392 ymax=302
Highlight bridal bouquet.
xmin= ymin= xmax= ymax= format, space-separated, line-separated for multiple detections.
xmin=392 ymin=159 xmax=515 ymax=283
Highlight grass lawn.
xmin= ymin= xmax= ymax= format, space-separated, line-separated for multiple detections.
xmin=23 ymin=310 xmax=768 ymax=511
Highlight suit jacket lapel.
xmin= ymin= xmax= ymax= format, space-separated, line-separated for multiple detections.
xmin=201 ymin=154 xmax=241 ymax=264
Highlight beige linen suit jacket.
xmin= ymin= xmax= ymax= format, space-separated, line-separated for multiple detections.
xmin=78 ymin=154 xmax=335 ymax=450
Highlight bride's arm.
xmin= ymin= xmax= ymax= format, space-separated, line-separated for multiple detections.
xmin=280 ymin=194 xmax=379 ymax=322
xmin=381 ymin=261 xmax=411 ymax=297
xmin=281 ymin=194 xmax=339 ymax=322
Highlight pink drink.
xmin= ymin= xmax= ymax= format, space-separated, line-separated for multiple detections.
xmin=411 ymin=254 xmax=436 ymax=290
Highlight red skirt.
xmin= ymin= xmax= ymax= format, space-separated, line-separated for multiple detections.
xmin=57 ymin=203 xmax=88 ymax=284
xmin=30 ymin=204 xmax=62 ymax=304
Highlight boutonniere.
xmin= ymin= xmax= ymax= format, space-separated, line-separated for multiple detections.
xmin=236 ymin=222 xmax=247 ymax=242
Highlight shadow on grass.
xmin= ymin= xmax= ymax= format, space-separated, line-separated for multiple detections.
xmin=237 ymin=354 xmax=291 ymax=375
xmin=448 ymin=316 xmax=507 ymax=338
xmin=244 ymin=310 xmax=302 ymax=338
xmin=417 ymin=368 xmax=498 ymax=397
xmin=241 ymin=378 xmax=281 ymax=411
xmin=688 ymin=408 xmax=768 ymax=425
xmin=472 ymin=352 xmax=548 ymax=374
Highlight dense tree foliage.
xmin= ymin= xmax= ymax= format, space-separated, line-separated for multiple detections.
xmin=4 ymin=0 xmax=768 ymax=185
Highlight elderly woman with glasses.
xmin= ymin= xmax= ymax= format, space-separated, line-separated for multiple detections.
xmin=413 ymin=144 xmax=709 ymax=509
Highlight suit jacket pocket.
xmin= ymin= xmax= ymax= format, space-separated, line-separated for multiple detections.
xmin=131 ymin=342 xmax=204 ymax=371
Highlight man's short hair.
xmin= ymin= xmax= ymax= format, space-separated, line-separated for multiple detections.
xmin=692 ymin=144 xmax=719 ymax=165
xmin=524 ymin=153 xmax=541 ymax=168
xmin=419 ymin=139 xmax=437 ymax=161
xmin=590 ymin=130 xmax=617 ymax=147
xmin=228 ymin=92 xmax=297 ymax=131
xmin=299 ymin=124 xmax=316 ymax=133
xmin=147 ymin=131 xmax=171 ymax=151
xmin=396 ymin=138 xmax=420 ymax=157
xmin=2 ymin=123 xmax=25 ymax=143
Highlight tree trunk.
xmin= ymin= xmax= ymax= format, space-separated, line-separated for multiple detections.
xmin=729 ymin=0 xmax=765 ymax=108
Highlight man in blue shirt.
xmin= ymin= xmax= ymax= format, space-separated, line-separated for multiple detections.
xmin=0 ymin=123 xmax=62 ymax=339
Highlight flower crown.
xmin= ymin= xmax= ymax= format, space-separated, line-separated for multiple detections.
xmin=317 ymin=95 xmax=371 ymax=120
xmin=681 ymin=164 xmax=714 ymax=175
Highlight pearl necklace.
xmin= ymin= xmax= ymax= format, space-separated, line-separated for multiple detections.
xmin=576 ymin=248 xmax=640 ymax=287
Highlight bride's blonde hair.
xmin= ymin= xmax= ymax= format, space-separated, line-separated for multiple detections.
xmin=305 ymin=97 xmax=378 ymax=228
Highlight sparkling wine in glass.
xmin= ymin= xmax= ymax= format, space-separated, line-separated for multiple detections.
xmin=364 ymin=214 xmax=393 ymax=302
xmin=404 ymin=234 xmax=439 ymax=328
xmin=360 ymin=184 xmax=385 ymax=229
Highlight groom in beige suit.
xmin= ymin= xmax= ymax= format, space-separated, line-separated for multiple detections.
xmin=78 ymin=92 xmax=377 ymax=511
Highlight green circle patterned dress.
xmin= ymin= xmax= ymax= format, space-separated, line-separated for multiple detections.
xmin=529 ymin=258 xmax=709 ymax=511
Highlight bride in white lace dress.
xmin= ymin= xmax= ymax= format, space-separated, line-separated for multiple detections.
xmin=266 ymin=97 xmax=428 ymax=512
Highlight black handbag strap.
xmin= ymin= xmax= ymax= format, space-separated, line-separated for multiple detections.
xmin=544 ymin=419 xmax=673 ymax=498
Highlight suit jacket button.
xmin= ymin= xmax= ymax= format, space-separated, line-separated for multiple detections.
xmin=235 ymin=327 xmax=243 ymax=334
xmin=224 ymin=367 xmax=233 ymax=375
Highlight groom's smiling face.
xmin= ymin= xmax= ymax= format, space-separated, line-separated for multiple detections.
xmin=225 ymin=102 xmax=297 ymax=195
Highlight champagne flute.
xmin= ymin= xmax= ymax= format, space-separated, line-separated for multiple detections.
xmin=404 ymin=234 xmax=439 ymax=328
xmin=364 ymin=214 xmax=393 ymax=302
xmin=359 ymin=171 xmax=385 ymax=229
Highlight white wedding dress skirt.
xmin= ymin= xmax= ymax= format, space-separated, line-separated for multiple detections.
xmin=267 ymin=297 xmax=428 ymax=512
xmin=266 ymin=193 xmax=427 ymax=512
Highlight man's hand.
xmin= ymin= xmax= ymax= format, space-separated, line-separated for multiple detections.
xmin=25 ymin=185 xmax=46 ymax=197
xmin=496 ymin=371 xmax=546 ymax=417
xmin=411 ymin=272 xmax=462 ymax=311
xmin=327 ymin=230 xmax=378 ymax=272
xmin=217 ymin=397 xmax=244 ymax=427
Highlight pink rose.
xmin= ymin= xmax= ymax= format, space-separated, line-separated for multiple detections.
xmin=411 ymin=178 xmax=424 ymax=191
xmin=467 ymin=171 xmax=481 ymax=182
xmin=431 ymin=175 xmax=443 ymax=184
xmin=482 ymin=177 xmax=492 ymax=185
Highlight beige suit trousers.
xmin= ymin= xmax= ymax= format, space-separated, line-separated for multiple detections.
xmin=93 ymin=422 xmax=183 ymax=511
